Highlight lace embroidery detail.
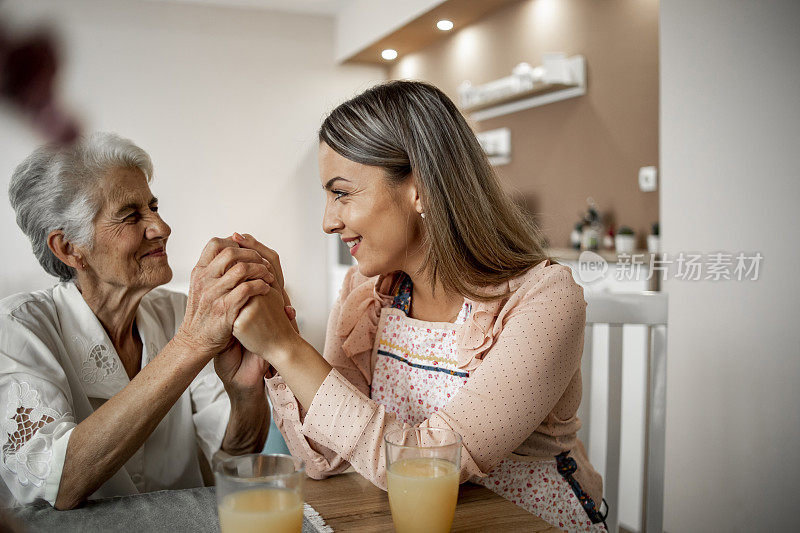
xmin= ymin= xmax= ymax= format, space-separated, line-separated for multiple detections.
xmin=73 ymin=336 xmax=119 ymax=383
xmin=1 ymin=382 xmax=67 ymax=487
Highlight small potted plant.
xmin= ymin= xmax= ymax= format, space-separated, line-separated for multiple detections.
xmin=647 ymin=222 xmax=660 ymax=253
xmin=615 ymin=226 xmax=636 ymax=254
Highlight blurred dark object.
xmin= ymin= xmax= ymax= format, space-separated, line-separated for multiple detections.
xmin=0 ymin=508 xmax=26 ymax=533
xmin=0 ymin=22 xmax=80 ymax=144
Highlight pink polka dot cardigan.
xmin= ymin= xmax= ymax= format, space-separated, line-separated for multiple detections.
xmin=266 ymin=260 xmax=603 ymax=511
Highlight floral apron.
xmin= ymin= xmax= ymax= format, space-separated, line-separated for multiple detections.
xmin=369 ymin=275 xmax=607 ymax=532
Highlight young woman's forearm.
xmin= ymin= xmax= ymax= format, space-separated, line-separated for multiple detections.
xmin=268 ymin=337 xmax=332 ymax=412
xmin=54 ymin=335 xmax=213 ymax=510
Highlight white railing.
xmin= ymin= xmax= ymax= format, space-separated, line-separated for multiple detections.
xmin=581 ymin=292 xmax=668 ymax=533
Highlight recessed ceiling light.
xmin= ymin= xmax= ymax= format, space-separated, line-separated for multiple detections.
xmin=437 ymin=19 xmax=454 ymax=31
xmin=381 ymin=49 xmax=398 ymax=60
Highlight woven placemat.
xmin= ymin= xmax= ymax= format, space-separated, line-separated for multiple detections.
xmin=10 ymin=486 xmax=333 ymax=532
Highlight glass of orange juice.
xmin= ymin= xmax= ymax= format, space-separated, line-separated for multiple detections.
xmin=385 ymin=428 xmax=462 ymax=533
xmin=214 ymin=453 xmax=304 ymax=533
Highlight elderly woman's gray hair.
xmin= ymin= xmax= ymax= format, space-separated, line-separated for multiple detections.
xmin=8 ymin=132 xmax=153 ymax=281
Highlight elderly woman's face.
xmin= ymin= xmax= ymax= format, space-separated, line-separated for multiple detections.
xmin=79 ymin=166 xmax=172 ymax=290
xmin=319 ymin=142 xmax=423 ymax=278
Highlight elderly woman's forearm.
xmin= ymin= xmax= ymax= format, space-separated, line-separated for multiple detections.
xmin=220 ymin=391 xmax=270 ymax=455
xmin=54 ymin=336 xmax=214 ymax=510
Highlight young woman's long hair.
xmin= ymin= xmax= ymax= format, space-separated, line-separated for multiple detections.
xmin=319 ymin=80 xmax=553 ymax=301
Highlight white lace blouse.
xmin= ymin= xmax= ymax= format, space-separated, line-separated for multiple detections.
xmin=0 ymin=282 xmax=231 ymax=507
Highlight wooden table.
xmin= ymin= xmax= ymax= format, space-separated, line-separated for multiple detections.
xmin=305 ymin=473 xmax=562 ymax=532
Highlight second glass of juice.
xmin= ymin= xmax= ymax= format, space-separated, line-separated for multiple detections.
xmin=215 ymin=453 xmax=304 ymax=533
xmin=385 ymin=427 xmax=462 ymax=533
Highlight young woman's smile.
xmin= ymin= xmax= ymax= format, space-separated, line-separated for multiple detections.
xmin=342 ymin=235 xmax=362 ymax=256
xmin=319 ymin=142 xmax=425 ymax=278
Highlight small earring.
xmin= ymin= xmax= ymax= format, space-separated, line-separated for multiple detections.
xmin=420 ymin=212 xmax=426 ymax=219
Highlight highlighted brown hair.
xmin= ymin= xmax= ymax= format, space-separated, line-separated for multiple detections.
xmin=319 ymin=80 xmax=552 ymax=301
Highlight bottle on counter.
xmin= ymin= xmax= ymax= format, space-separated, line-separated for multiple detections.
xmin=581 ymin=223 xmax=600 ymax=251
xmin=580 ymin=200 xmax=601 ymax=251
xmin=570 ymin=222 xmax=583 ymax=250
xmin=603 ymin=224 xmax=615 ymax=251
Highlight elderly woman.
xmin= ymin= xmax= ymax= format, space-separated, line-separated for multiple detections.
xmin=0 ymin=133 xmax=279 ymax=509
xmin=231 ymin=81 xmax=607 ymax=532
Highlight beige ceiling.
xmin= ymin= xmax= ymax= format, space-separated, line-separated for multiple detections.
xmin=140 ymin=0 xmax=351 ymax=15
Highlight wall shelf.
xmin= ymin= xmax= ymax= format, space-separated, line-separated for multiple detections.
xmin=467 ymin=83 xmax=585 ymax=121
xmin=463 ymin=55 xmax=586 ymax=121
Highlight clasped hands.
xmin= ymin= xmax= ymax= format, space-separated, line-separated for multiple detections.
xmin=175 ymin=232 xmax=299 ymax=395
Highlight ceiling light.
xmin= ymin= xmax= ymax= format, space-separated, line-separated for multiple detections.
xmin=437 ymin=20 xmax=454 ymax=31
xmin=381 ymin=49 xmax=398 ymax=60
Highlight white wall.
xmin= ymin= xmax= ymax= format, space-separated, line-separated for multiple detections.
xmin=0 ymin=0 xmax=384 ymax=350
xmin=660 ymin=1 xmax=800 ymax=531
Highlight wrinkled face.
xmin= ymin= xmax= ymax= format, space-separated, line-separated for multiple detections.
xmin=319 ymin=142 xmax=423 ymax=278
xmin=79 ymin=166 xmax=172 ymax=290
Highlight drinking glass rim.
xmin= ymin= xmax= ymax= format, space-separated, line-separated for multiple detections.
xmin=384 ymin=428 xmax=463 ymax=449
xmin=214 ymin=453 xmax=305 ymax=482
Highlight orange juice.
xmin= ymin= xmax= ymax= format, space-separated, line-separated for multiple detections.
xmin=387 ymin=457 xmax=459 ymax=533
xmin=218 ymin=487 xmax=303 ymax=533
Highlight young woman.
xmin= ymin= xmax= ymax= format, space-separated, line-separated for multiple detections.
xmin=232 ymin=80 xmax=606 ymax=532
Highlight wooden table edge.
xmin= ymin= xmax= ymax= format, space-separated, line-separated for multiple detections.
xmin=304 ymin=472 xmax=563 ymax=532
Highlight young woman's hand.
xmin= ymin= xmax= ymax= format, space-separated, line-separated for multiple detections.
xmin=231 ymin=232 xmax=299 ymax=333
xmin=231 ymin=232 xmax=285 ymax=289
xmin=232 ymin=288 xmax=300 ymax=364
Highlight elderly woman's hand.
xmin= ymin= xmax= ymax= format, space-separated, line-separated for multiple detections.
xmin=175 ymin=237 xmax=275 ymax=357
xmin=213 ymin=342 xmax=269 ymax=396
xmin=232 ymin=286 xmax=300 ymax=364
